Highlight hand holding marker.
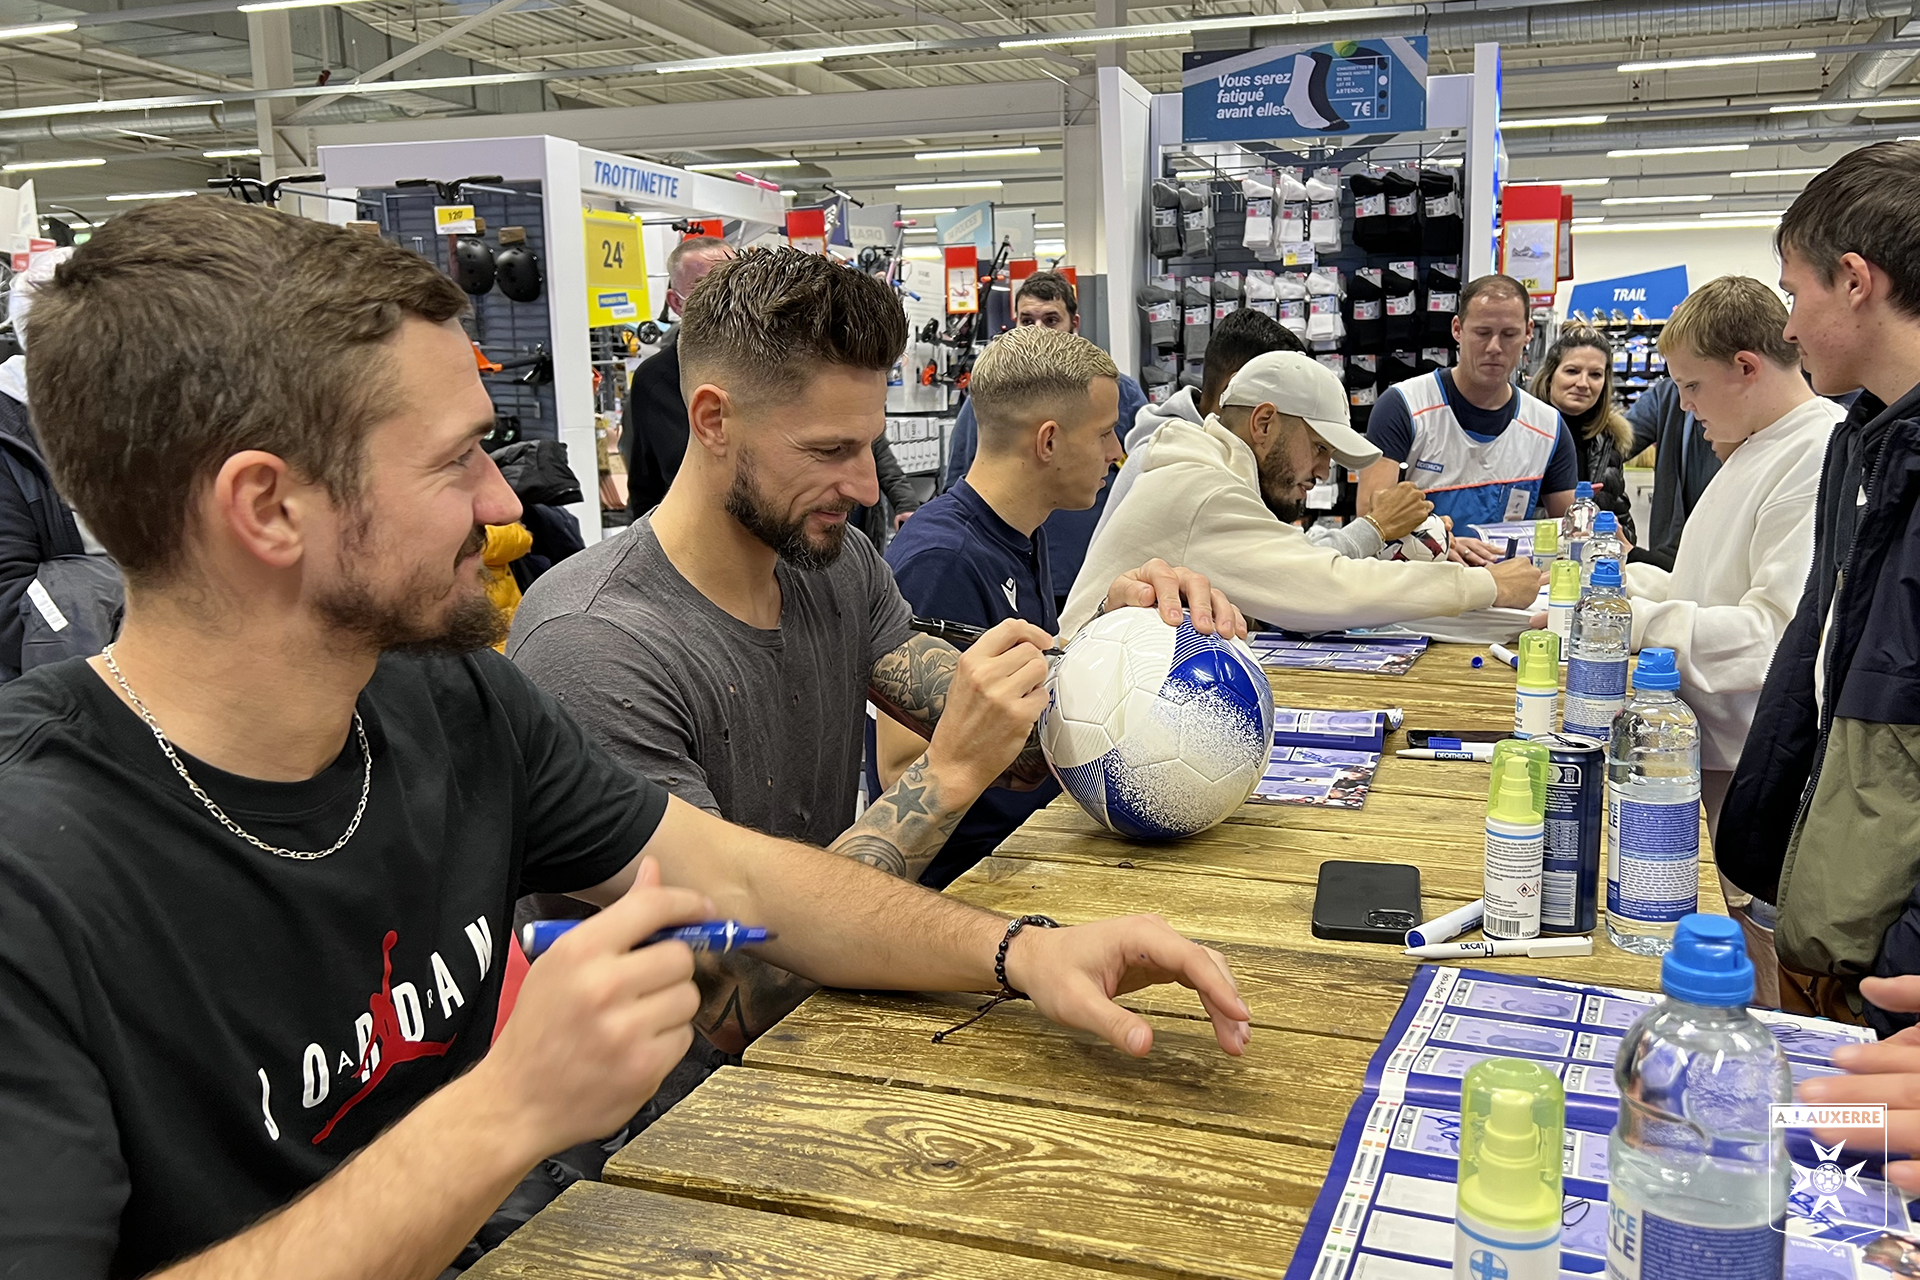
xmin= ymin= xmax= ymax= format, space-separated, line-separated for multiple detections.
xmin=521 ymin=919 xmax=774 ymax=959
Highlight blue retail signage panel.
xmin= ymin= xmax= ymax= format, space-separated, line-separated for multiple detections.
xmin=1567 ymin=265 xmax=1691 ymax=321
xmin=1182 ymin=37 xmax=1428 ymax=142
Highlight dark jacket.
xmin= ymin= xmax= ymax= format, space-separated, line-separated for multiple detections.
xmin=0 ymin=392 xmax=83 ymax=682
xmin=1717 ymin=384 xmax=1920 ymax=1031
xmin=621 ymin=332 xmax=686 ymax=518
xmin=854 ymin=436 xmax=922 ymax=548
xmin=1624 ymin=377 xmax=1720 ymax=573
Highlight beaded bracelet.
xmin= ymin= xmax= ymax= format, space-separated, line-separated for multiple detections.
xmin=994 ymin=913 xmax=1060 ymax=998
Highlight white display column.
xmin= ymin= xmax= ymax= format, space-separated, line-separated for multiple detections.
xmin=1063 ymin=65 xmax=1153 ymax=373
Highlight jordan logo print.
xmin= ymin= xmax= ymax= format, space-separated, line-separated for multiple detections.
xmin=1002 ymin=578 xmax=1018 ymax=610
xmin=312 ymin=930 xmax=455 ymax=1144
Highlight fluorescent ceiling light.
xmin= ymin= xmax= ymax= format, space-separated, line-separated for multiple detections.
xmin=685 ymin=159 xmax=799 ymax=171
xmin=914 ymin=146 xmax=1042 ymax=161
xmin=901 ymin=206 xmax=956 ymax=215
xmin=1035 ymin=221 xmax=1064 ymax=229
xmin=1514 ymin=176 xmax=1609 ymax=187
xmin=1502 ymin=114 xmax=1609 ymax=130
xmin=1426 ymin=156 xmax=1464 ymax=167
xmin=3 ymin=156 xmax=105 ymax=171
xmin=0 ymin=20 xmax=78 ymax=38
xmin=104 ymin=190 xmax=198 ymax=201
xmin=1036 ymin=239 xmax=1065 ymax=250
xmin=1729 ymin=166 xmax=1825 ymax=178
xmin=203 ymin=147 xmax=262 ymax=158
xmin=1701 ymin=208 xmax=1787 ymax=218
xmin=1577 ymin=217 xmax=1784 ymax=232
xmin=655 ymin=50 xmax=826 ymax=74
xmin=238 ymin=0 xmax=374 ymax=10
xmin=902 ymin=228 xmax=938 ymax=236
xmin=1607 ymin=143 xmax=1749 ymax=157
xmin=1771 ymin=95 xmax=1920 ymax=113
xmin=896 ymin=179 xmax=1002 ymax=192
xmin=1617 ymin=50 xmax=1815 ymax=73
xmin=1572 ymin=217 xmax=1606 ymax=224
xmin=1601 ymin=193 xmax=1714 ymax=205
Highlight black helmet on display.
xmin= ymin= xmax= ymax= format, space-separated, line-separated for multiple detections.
xmin=495 ymin=226 xmax=543 ymax=303
xmin=451 ymin=235 xmax=495 ymax=296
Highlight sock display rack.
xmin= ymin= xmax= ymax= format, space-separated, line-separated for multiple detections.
xmin=1140 ymin=139 xmax=1469 ymax=523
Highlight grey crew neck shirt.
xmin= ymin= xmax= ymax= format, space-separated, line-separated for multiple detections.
xmin=506 ymin=517 xmax=915 ymax=847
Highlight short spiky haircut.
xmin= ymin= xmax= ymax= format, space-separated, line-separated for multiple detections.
xmin=968 ymin=324 xmax=1119 ymax=453
xmin=28 ymin=195 xmax=468 ymax=588
xmin=1777 ymin=141 xmax=1920 ymax=317
xmin=678 ymin=247 xmax=908 ymax=406
xmin=1201 ymin=308 xmax=1303 ymax=414
xmin=1660 ymin=275 xmax=1799 ymax=368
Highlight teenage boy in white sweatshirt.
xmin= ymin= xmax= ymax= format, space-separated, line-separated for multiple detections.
xmin=1623 ymin=275 xmax=1843 ymax=832
xmin=1061 ymin=351 xmax=1543 ymax=635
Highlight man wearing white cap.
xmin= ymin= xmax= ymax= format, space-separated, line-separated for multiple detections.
xmin=1060 ymin=352 xmax=1545 ymax=634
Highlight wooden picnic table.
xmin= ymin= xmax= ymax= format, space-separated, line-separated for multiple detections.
xmin=470 ymin=641 xmax=1726 ymax=1280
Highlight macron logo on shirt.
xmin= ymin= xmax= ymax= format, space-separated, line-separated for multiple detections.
xmin=1002 ymin=578 xmax=1018 ymax=610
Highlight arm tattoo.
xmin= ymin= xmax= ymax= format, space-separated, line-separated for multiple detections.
xmin=868 ymin=632 xmax=957 ymax=737
xmin=690 ymin=757 xmax=967 ymax=1052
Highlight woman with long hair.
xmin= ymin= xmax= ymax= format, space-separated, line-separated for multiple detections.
xmin=1530 ymin=327 xmax=1638 ymax=541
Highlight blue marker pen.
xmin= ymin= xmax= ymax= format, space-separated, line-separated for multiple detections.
xmin=519 ymin=919 xmax=774 ymax=959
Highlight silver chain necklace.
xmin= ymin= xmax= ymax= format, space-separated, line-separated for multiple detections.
xmin=102 ymin=643 xmax=372 ymax=861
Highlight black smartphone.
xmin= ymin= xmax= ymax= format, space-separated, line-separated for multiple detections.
xmin=1312 ymin=861 xmax=1422 ymax=944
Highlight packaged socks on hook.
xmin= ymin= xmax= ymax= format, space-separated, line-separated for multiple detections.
xmin=1183 ymin=274 xmax=1213 ymax=358
xmin=1348 ymin=268 xmax=1383 ymax=351
xmin=1245 ymin=269 xmax=1278 ymax=317
xmin=1381 ymin=348 xmax=1420 ymax=388
xmin=1425 ymin=262 xmax=1461 ymax=342
xmin=1276 ymin=272 xmax=1310 ymax=300
xmin=1346 ymin=352 xmax=1380 ymax=406
xmin=1384 ymin=260 xmax=1420 ymax=345
xmin=1137 ymin=277 xmax=1179 ymax=349
xmin=1349 ymin=167 xmax=1388 ymax=253
xmin=1151 ymin=179 xmax=1183 ymax=258
xmin=1382 ymin=166 xmax=1421 ymax=255
xmin=1421 ymin=167 xmax=1464 ymax=254
xmin=1240 ymin=170 xmax=1274 ymax=255
xmin=1213 ymin=272 xmax=1244 ymax=325
xmin=1276 ymin=167 xmax=1309 ymax=203
xmin=1179 ymin=184 xmax=1213 ymax=257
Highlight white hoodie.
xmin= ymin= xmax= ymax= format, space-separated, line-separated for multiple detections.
xmin=1093 ymin=386 xmax=1203 ymax=539
xmin=1061 ymin=415 xmax=1499 ymax=634
xmin=1624 ymin=395 xmax=1842 ymax=773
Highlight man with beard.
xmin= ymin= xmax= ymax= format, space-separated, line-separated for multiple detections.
xmin=0 ymin=202 xmax=1254 ymax=1279
xmin=508 ymin=247 xmax=1243 ymax=1115
xmin=1061 ymin=351 xmax=1545 ymax=634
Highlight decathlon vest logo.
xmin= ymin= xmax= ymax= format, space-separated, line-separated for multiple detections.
xmin=1392 ymin=372 xmax=1560 ymax=526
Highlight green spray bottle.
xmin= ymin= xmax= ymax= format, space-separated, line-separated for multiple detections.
xmin=1454 ymin=1057 xmax=1565 ymax=1280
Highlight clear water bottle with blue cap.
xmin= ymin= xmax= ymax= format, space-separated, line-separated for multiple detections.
xmin=1606 ymin=647 xmax=1701 ymax=955
xmin=1607 ymin=913 xmax=1790 ymax=1280
xmin=1582 ymin=510 xmax=1629 ymax=588
xmin=1563 ymin=558 xmax=1632 ymax=741
xmin=1563 ymin=480 xmax=1600 ymax=565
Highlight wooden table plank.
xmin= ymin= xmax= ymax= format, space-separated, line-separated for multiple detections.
xmin=947 ymin=854 xmax=1720 ymax=994
xmin=746 ymin=989 xmax=1376 ymax=1149
xmin=464 ymin=1182 xmax=1122 ymax=1279
xmin=604 ymin=1068 xmax=1324 ymax=1280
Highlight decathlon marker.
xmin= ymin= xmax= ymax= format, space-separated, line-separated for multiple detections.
xmin=1404 ymin=936 xmax=1592 ymax=959
xmin=1405 ymin=899 xmax=1485 ymax=947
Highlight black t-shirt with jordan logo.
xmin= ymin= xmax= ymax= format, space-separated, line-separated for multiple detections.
xmin=0 ymin=651 xmax=669 ymax=1278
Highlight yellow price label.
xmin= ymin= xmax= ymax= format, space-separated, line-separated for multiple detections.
xmin=585 ymin=211 xmax=649 ymax=327
xmin=434 ymin=204 xmax=477 ymax=235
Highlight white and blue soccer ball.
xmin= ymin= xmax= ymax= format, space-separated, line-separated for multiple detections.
xmin=1040 ymin=609 xmax=1276 ymax=840
xmin=1377 ymin=512 xmax=1451 ymax=563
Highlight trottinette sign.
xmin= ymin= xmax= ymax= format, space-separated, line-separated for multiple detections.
xmin=1182 ymin=37 xmax=1428 ymax=143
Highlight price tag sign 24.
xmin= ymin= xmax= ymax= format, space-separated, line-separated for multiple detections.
xmin=584 ymin=211 xmax=651 ymax=327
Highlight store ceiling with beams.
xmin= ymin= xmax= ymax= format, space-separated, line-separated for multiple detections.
xmin=6 ymin=0 xmax=1920 ymax=226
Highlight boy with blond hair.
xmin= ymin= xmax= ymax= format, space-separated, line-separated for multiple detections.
xmin=1628 ymin=275 xmax=1843 ymax=833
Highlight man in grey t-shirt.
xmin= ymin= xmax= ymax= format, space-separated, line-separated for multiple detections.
xmin=510 ymin=250 xmax=1242 ymax=1108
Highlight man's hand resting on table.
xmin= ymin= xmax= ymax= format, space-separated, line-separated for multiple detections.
xmin=1002 ymin=913 xmax=1251 ymax=1056
xmin=1799 ymin=974 xmax=1920 ymax=1193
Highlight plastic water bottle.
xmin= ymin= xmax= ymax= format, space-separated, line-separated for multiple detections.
xmin=1606 ymin=647 xmax=1701 ymax=955
xmin=1582 ymin=510 xmax=1628 ymax=587
xmin=1606 ymin=914 xmax=1790 ymax=1280
xmin=1562 ymin=480 xmax=1600 ymax=565
xmin=1562 ymin=558 xmax=1631 ymax=740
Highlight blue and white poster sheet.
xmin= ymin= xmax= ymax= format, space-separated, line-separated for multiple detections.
xmin=1249 ymin=707 xmax=1396 ymax=809
xmin=1248 ymin=630 xmax=1429 ymax=676
xmin=1183 ymin=37 xmax=1428 ymax=143
xmin=1285 ymin=966 xmax=1900 ymax=1280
